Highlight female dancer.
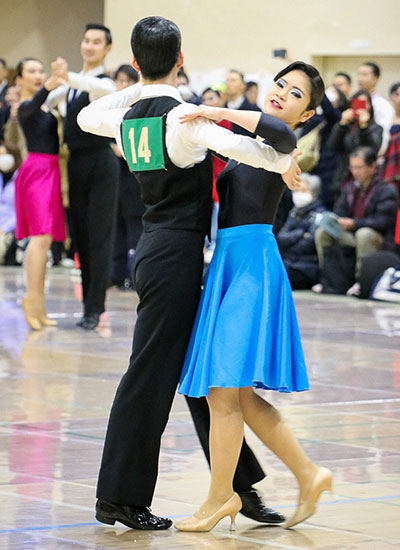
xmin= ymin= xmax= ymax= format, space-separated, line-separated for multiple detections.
xmin=177 ymin=62 xmax=332 ymax=532
xmin=15 ymin=58 xmax=65 ymax=329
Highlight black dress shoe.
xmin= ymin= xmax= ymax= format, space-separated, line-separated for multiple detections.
xmin=238 ymin=488 xmax=285 ymax=524
xmin=95 ymin=499 xmax=172 ymax=530
xmin=81 ymin=313 xmax=100 ymax=330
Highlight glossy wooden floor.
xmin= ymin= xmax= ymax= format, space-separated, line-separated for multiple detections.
xmin=0 ymin=265 xmax=399 ymax=550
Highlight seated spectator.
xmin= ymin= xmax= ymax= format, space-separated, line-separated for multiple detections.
xmin=329 ymin=90 xmax=383 ymax=192
xmin=277 ymin=174 xmax=326 ymax=289
xmin=177 ymin=67 xmax=200 ymax=105
xmin=314 ymin=146 xmax=398 ymax=296
xmin=0 ymin=145 xmax=16 ymax=264
xmin=244 ymin=81 xmax=259 ymax=106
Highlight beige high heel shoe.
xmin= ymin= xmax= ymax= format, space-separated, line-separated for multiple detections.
xmin=22 ymin=296 xmax=42 ymax=331
xmin=285 ymin=466 xmax=334 ymax=528
xmin=38 ymin=298 xmax=57 ymax=327
xmin=175 ymin=493 xmax=242 ymax=532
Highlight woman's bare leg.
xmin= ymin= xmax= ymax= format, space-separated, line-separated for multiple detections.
xmin=24 ymin=235 xmax=52 ymax=299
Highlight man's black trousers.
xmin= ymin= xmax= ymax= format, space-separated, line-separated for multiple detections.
xmin=97 ymin=229 xmax=265 ymax=506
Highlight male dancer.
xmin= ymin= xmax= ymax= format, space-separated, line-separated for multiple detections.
xmin=48 ymin=24 xmax=118 ymax=329
xmin=78 ymin=16 xmax=301 ymax=530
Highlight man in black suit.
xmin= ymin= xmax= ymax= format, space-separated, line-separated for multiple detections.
xmin=225 ymin=69 xmax=261 ymax=136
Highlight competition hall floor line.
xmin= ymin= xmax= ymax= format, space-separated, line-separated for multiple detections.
xmin=0 ymin=266 xmax=399 ymax=550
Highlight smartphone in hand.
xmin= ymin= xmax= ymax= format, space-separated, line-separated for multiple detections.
xmin=351 ymin=98 xmax=367 ymax=118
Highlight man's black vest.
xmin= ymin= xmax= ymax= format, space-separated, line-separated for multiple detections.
xmin=122 ymin=96 xmax=213 ymax=234
xmin=64 ymin=74 xmax=112 ymax=150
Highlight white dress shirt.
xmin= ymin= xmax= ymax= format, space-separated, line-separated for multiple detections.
xmin=371 ymin=92 xmax=395 ymax=156
xmin=78 ymin=83 xmax=291 ymax=173
xmin=46 ymin=65 xmax=116 ymax=117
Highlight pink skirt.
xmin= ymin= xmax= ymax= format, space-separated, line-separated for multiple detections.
xmin=15 ymin=153 xmax=65 ymax=241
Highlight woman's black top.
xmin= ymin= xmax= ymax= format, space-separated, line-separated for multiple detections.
xmin=217 ymin=113 xmax=296 ymax=229
xmin=18 ymin=86 xmax=59 ymax=154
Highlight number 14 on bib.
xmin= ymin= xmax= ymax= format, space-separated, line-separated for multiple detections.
xmin=121 ymin=117 xmax=166 ymax=172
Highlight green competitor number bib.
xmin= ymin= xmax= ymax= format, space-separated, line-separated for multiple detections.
xmin=121 ymin=116 xmax=165 ymax=172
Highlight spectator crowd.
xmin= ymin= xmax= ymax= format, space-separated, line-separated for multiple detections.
xmin=1 ymin=24 xmax=400 ymax=331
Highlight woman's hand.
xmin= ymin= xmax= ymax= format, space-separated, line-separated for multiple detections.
xmin=340 ymin=108 xmax=354 ymax=126
xmin=179 ymin=105 xmax=223 ymax=124
xmin=282 ymin=149 xmax=302 ymax=190
xmin=358 ymin=109 xmax=371 ymax=128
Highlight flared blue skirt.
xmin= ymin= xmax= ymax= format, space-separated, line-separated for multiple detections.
xmin=178 ymin=224 xmax=309 ymax=397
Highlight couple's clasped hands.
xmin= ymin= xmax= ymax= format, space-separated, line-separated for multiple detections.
xmin=179 ymin=105 xmax=303 ymax=191
xmin=45 ymin=57 xmax=69 ymax=91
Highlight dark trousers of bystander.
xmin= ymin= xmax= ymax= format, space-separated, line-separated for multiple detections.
xmin=68 ymin=147 xmax=119 ymax=315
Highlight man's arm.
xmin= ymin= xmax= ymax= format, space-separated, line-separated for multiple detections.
xmin=77 ymin=83 xmax=142 ymax=139
xmin=67 ymin=72 xmax=116 ymax=100
xmin=171 ymin=104 xmax=292 ymax=174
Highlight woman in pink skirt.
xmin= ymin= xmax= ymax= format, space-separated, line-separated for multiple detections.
xmin=15 ymin=58 xmax=65 ymax=329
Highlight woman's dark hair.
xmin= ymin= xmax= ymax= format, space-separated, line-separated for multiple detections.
xmin=85 ymin=23 xmax=112 ymax=46
xmin=350 ymin=146 xmax=377 ymax=166
xmin=333 ymin=86 xmax=349 ymax=111
xmin=114 ymin=64 xmax=139 ymax=83
xmin=351 ymin=89 xmax=375 ymax=121
xmin=202 ymin=87 xmax=221 ymax=98
xmin=274 ymin=61 xmax=325 ymax=110
xmin=130 ymin=16 xmax=181 ymax=80
xmin=390 ymin=82 xmax=400 ymax=95
xmin=16 ymin=57 xmax=41 ymax=78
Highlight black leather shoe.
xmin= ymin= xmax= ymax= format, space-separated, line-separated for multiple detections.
xmin=238 ymin=488 xmax=285 ymax=524
xmin=81 ymin=313 xmax=100 ymax=330
xmin=95 ymin=499 xmax=172 ymax=530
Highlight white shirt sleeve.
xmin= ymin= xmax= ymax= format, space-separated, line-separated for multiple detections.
xmin=166 ymin=103 xmax=291 ymax=173
xmin=67 ymin=72 xmax=116 ymax=101
xmin=77 ymin=83 xmax=143 ymax=144
xmin=372 ymin=95 xmax=395 ymax=156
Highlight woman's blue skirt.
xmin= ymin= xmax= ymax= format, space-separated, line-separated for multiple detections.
xmin=178 ymin=224 xmax=309 ymax=397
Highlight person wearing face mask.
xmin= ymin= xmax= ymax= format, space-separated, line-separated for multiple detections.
xmin=277 ymin=173 xmax=326 ymax=289
xmin=177 ymin=62 xmax=332 ymax=532
xmin=177 ymin=67 xmax=201 ymax=105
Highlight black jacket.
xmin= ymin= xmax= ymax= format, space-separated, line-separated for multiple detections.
xmin=334 ymin=174 xmax=398 ymax=249
xmin=277 ymin=199 xmax=326 ymax=282
xmin=328 ymin=120 xmax=383 ymax=190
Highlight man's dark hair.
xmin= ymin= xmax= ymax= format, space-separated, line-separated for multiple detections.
xmin=0 ymin=59 xmax=6 ymax=68
xmin=85 ymin=23 xmax=112 ymax=46
xmin=334 ymin=71 xmax=351 ymax=85
xmin=351 ymin=89 xmax=375 ymax=121
xmin=389 ymin=82 xmax=400 ymax=95
xmin=130 ymin=16 xmax=181 ymax=80
xmin=361 ymin=61 xmax=380 ymax=79
xmin=245 ymin=81 xmax=258 ymax=90
xmin=15 ymin=57 xmax=41 ymax=78
xmin=228 ymin=69 xmax=245 ymax=82
xmin=350 ymin=146 xmax=377 ymax=166
xmin=274 ymin=61 xmax=325 ymax=111
xmin=114 ymin=64 xmax=139 ymax=83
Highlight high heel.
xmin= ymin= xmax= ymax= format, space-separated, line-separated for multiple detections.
xmin=285 ymin=466 xmax=333 ymax=529
xmin=22 ymin=297 xmax=42 ymax=331
xmin=38 ymin=298 xmax=57 ymax=327
xmin=175 ymin=493 xmax=242 ymax=532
